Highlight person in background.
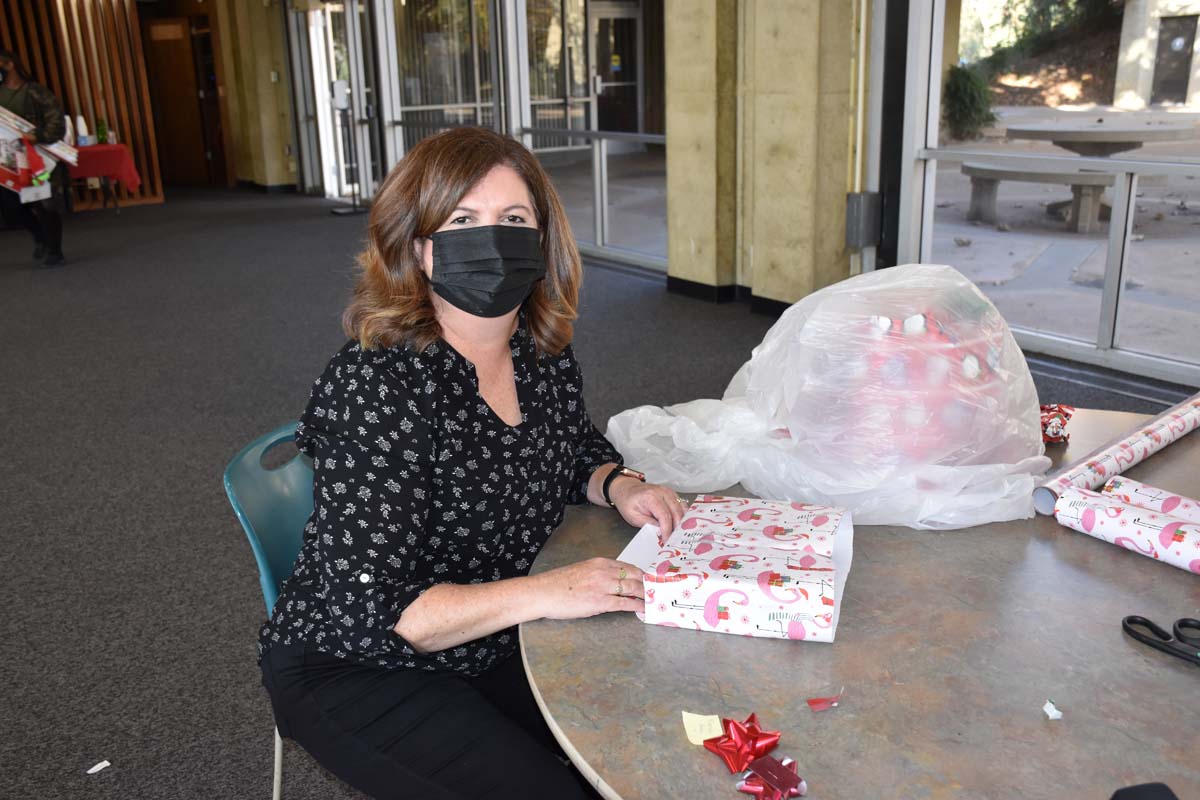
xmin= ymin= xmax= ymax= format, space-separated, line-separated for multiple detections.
xmin=0 ymin=47 xmax=67 ymax=267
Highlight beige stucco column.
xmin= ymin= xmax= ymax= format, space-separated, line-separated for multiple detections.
xmin=738 ymin=0 xmax=856 ymax=306
xmin=663 ymin=0 xmax=739 ymax=299
xmin=1115 ymin=0 xmax=1157 ymax=109
xmin=664 ymin=0 xmax=859 ymax=307
xmin=943 ymin=0 xmax=962 ymax=79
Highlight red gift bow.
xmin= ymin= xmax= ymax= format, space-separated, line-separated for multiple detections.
xmin=736 ymin=756 xmax=807 ymax=799
xmin=702 ymin=713 xmax=781 ymax=773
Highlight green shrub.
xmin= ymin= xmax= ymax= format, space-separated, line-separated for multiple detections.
xmin=942 ymin=65 xmax=997 ymax=141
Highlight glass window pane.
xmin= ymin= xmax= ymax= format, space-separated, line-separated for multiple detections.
xmin=527 ymin=0 xmax=590 ymax=147
xmin=565 ymin=0 xmax=587 ymax=98
xmin=1115 ymin=175 xmax=1200 ymax=364
xmin=606 ymin=146 xmax=666 ymax=260
xmin=930 ymin=164 xmax=1111 ymax=344
xmin=474 ymin=0 xmax=495 ymax=108
xmin=394 ymin=0 xmax=476 ymax=107
xmin=938 ymin=7 xmax=1200 ymax=372
xmin=538 ymin=149 xmax=595 ymax=245
xmin=526 ymin=0 xmax=564 ymax=102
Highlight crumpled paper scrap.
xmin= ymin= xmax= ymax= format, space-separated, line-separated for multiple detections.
xmin=1043 ymin=700 xmax=1063 ymax=720
xmin=806 ymin=688 xmax=844 ymax=712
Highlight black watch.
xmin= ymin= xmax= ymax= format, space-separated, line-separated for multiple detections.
xmin=601 ymin=464 xmax=646 ymax=508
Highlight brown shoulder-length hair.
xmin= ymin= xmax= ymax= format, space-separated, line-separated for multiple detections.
xmin=343 ymin=127 xmax=581 ymax=355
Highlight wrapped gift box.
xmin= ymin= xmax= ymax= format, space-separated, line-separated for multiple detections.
xmin=1 ymin=106 xmax=77 ymax=203
xmin=618 ymin=495 xmax=854 ymax=642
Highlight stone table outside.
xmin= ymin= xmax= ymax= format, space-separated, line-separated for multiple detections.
xmin=1004 ymin=122 xmax=1198 ymax=157
xmin=520 ymin=409 xmax=1200 ymax=799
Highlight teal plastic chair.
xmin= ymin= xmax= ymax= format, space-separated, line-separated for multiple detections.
xmin=223 ymin=422 xmax=313 ymax=800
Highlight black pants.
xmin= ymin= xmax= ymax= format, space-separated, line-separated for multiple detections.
xmin=0 ymin=190 xmax=62 ymax=256
xmin=260 ymin=643 xmax=591 ymax=800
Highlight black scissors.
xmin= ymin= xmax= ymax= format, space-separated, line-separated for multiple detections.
xmin=1122 ymin=616 xmax=1200 ymax=666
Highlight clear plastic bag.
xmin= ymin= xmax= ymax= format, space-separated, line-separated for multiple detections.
xmin=607 ymin=264 xmax=1051 ymax=529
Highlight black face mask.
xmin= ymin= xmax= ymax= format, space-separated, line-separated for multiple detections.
xmin=429 ymin=225 xmax=546 ymax=318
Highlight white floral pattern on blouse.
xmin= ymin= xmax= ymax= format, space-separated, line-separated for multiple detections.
xmin=257 ymin=322 xmax=621 ymax=676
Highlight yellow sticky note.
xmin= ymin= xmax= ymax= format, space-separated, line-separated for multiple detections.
xmin=681 ymin=711 xmax=725 ymax=745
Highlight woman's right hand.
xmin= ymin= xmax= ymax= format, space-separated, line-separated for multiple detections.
xmin=529 ymin=557 xmax=645 ymax=620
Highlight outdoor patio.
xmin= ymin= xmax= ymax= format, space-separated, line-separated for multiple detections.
xmin=932 ymin=104 xmax=1200 ymax=367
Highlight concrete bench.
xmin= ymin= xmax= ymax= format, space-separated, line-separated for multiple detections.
xmin=962 ymin=163 xmax=1114 ymax=234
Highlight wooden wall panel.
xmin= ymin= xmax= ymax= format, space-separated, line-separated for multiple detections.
xmin=1 ymin=0 xmax=164 ymax=208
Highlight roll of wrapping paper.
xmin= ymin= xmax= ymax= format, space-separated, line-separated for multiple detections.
xmin=1101 ymin=476 xmax=1200 ymax=525
xmin=1053 ymin=486 xmax=1200 ymax=574
xmin=1032 ymin=392 xmax=1200 ymax=515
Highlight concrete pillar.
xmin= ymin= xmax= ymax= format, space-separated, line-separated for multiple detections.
xmin=663 ymin=0 xmax=857 ymax=307
xmin=663 ymin=0 xmax=739 ymax=298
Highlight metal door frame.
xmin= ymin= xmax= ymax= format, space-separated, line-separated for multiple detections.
xmin=342 ymin=0 xmax=378 ymax=199
xmin=284 ymin=5 xmax=324 ymax=195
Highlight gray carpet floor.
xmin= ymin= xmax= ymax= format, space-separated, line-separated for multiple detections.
xmin=0 ymin=188 xmax=1191 ymax=799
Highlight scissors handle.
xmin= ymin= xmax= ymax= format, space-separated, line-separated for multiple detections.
xmin=1174 ymin=617 xmax=1200 ymax=648
xmin=1122 ymin=615 xmax=1200 ymax=666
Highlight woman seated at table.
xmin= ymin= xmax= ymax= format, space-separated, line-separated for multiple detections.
xmin=258 ymin=126 xmax=685 ymax=799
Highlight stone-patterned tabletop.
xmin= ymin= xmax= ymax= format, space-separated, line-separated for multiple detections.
xmin=520 ymin=409 xmax=1200 ymax=799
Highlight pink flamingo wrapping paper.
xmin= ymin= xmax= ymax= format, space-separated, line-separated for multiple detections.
xmin=1101 ymin=476 xmax=1200 ymax=525
xmin=617 ymin=496 xmax=854 ymax=642
xmin=1033 ymin=392 xmax=1200 ymax=515
xmin=1053 ymin=486 xmax=1200 ymax=575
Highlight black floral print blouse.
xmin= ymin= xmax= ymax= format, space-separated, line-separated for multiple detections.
xmin=257 ymin=321 xmax=621 ymax=676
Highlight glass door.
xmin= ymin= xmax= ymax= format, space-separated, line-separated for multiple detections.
xmin=291 ymin=0 xmax=380 ymax=201
xmin=588 ymin=2 xmax=642 ymax=133
xmin=375 ymin=0 xmax=502 ymax=159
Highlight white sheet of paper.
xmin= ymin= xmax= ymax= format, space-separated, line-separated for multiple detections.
xmin=616 ymin=523 xmax=662 ymax=572
xmin=681 ymin=711 xmax=725 ymax=745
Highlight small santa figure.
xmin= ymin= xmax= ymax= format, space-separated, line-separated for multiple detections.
xmin=1040 ymin=404 xmax=1075 ymax=444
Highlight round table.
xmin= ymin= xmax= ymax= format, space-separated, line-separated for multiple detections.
xmin=520 ymin=409 xmax=1200 ymax=799
xmin=1004 ymin=122 xmax=1198 ymax=157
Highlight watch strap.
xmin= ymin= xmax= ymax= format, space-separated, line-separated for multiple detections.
xmin=601 ymin=464 xmax=645 ymax=507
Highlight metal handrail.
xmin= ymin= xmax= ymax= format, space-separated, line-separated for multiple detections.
xmin=522 ymin=126 xmax=666 ymax=145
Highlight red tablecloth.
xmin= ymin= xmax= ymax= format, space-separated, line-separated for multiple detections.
xmin=68 ymin=143 xmax=141 ymax=192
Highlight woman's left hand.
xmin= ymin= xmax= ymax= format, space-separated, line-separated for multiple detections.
xmin=609 ymin=477 xmax=687 ymax=540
